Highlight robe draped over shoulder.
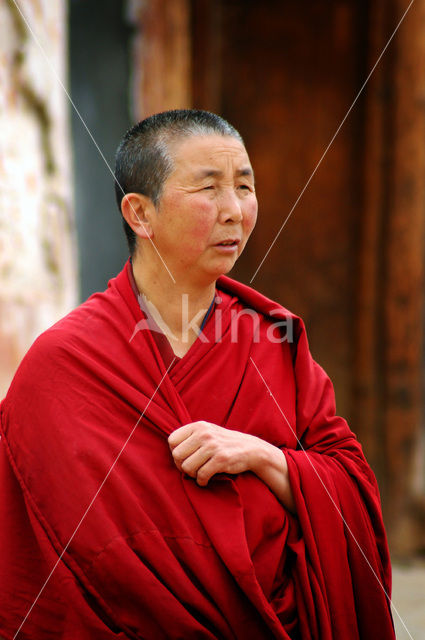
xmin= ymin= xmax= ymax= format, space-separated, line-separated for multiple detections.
xmin=0 ymin=262 xmax=394 ymax=639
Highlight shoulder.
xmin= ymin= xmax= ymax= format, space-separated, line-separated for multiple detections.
xmin=217 ymin=275 xmax=296 ymax=318
xmin=217 ymin=275 xmax=306 ymax=345
xmin=20 ymin=286 xmax=119 ymax=361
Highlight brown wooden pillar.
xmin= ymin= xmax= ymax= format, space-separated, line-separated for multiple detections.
xmin=384 ymin=0 xmax=425 ymax=554
xmin=190 ymin=0 xmax=223 ymax=113
xmin=128 ymin=0 xmax=192 ymax=119
xmin=353 ymin=0 xmax=392 ymax=510
xmin=354 ymin=0 xmax=425 ymax=555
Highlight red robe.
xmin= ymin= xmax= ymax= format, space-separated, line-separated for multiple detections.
xmin=0 ymin=262 xmax=394 ymax=639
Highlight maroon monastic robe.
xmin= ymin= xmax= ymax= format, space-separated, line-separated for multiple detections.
xmin=0 ymin=263 xmax=394 ymax=639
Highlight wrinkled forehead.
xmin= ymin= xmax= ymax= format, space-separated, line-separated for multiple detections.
xmin=167 ymin=133 xmax=252 ymax=173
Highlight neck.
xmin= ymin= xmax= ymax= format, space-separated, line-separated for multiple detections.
xmin=131 ymin=252 xmax=216 ymax=342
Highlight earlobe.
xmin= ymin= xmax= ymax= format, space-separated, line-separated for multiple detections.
xmin=121 ymin=193 xmax=154 ymax=239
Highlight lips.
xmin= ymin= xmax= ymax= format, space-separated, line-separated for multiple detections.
xmin=215 ymin=238 xmax=240 ymax=246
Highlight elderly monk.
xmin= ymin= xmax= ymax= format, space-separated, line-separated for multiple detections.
xmin=0 ymin=110 xmax=394 ymax=639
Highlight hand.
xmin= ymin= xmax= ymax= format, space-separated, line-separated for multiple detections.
xmin=168 ymin=421 xmax=296 ymax=511
xmin=168 ymin=421 xmax=260 ymax=487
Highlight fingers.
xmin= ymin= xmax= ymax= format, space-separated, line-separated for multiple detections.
xmin=194 ymin=460 xmax=216 ymax=486
xmin=171 ymin=435 xmax=207 ymax=473
xmin=174 ymin=447 xmax=220 ymax=487
xmin=180 ymin=448 xmax=212 ymax=480
xmin=168 ymin=422 xmax=207 ymax=466
xmin=170 ymin=432 xmax=198 ymax=461
xmin=169 ymin=421 xmax=218 ymax=484
xmin=168 ymin=423 xmax=195 ymax=450
xmin=168 ymin=421 xmax=253 ymax=486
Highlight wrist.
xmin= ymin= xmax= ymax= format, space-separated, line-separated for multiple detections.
xmin=249 ymin=437 xmax=281 ymax=475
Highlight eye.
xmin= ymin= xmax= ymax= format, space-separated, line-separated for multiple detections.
xmin=202 ymin=185 xmax=214 ymax=190
xmin=237 ymin=184 xmax=253 ymax=191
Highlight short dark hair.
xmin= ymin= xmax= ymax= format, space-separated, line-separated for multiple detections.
xmin=114 ymin=109 xmax=244 ymax=254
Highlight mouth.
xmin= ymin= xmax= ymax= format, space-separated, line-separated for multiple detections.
xmin=215 ymin=239 xmax=240 ymax=247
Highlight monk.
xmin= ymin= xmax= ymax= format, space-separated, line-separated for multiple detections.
xmin=0 ymin=109 xmax=395 ymax=639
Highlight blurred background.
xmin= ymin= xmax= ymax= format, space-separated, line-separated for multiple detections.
xmin=0 ymin=0 xmax=424 ymax=635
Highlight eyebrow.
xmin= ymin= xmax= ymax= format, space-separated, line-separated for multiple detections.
xmin=193 ymin=167 xmax=255 ymax=180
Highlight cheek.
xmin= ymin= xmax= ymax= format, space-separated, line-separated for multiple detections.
xmin=192 ymin=214 xmax=215 ymax=236
xmin=174 ymin=209 xmax=217 ymax=258
xmin=243 ymin=200 xmax=258 ymax=234
xmin=185 ymin=200 xmax=217 ymax=243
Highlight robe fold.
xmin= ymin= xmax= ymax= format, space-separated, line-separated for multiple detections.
xmin=0 ymin=262 xmax=394 ymax=639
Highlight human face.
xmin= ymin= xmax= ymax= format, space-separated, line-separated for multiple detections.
xmin=151 ymin=134 xmax=258 ymax=285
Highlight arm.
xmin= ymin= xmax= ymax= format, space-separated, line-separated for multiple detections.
xmin=168 ymin=421 xmax=295 ymax=513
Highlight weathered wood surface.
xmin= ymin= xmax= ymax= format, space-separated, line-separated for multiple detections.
xmin=129 ymin=0 xmax=192 ymax=118
xmin=353 ymin=0 xmax=425 ymax=554
xmin=0 ymin=0 xmax=77 ymax=398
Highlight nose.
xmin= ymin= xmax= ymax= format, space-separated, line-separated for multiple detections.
xmin=218 ymin=189 xmax=243 ymax=224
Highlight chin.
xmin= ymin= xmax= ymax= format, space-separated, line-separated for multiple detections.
xmin=198 ymin=256 xmax=238 ymax=284
xmin=200 ymin=268 xmax=229 ymax=286
xmin=213 ymin=261 xmax=237 ymax=278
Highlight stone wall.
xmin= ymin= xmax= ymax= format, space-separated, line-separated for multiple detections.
xmin=0 ymin=0 xmax=77 ymax=397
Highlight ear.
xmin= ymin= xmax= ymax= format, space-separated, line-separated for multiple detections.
xmin=121 ymin=193 xmax=155 ymax=239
